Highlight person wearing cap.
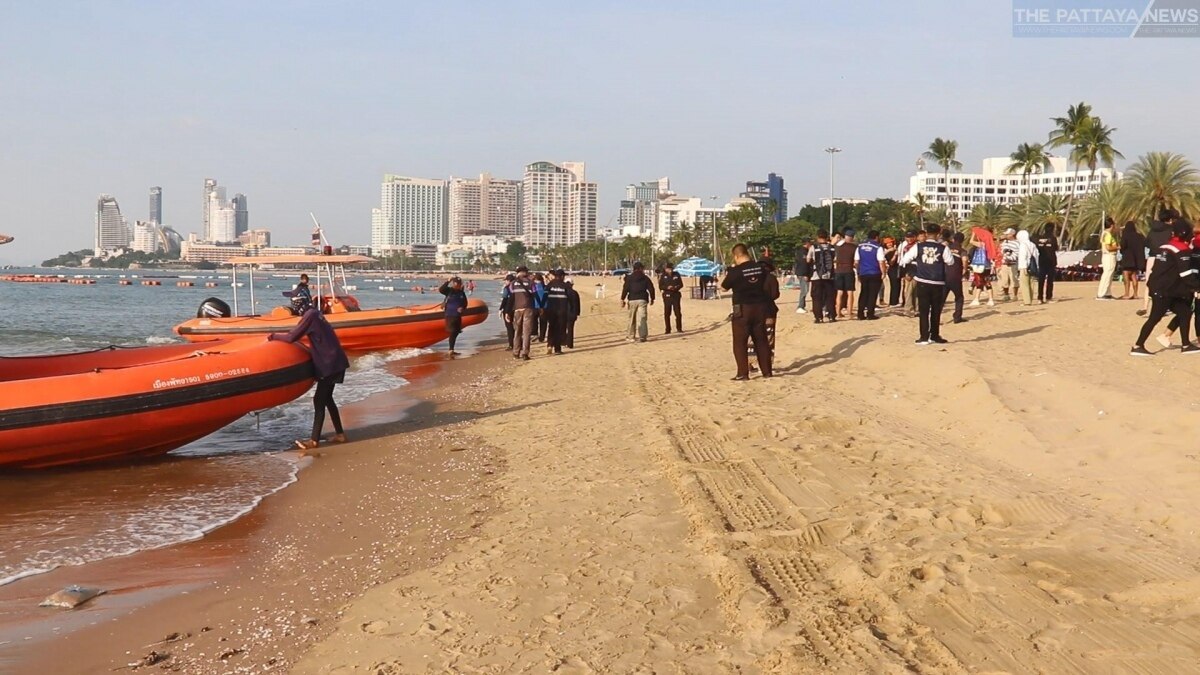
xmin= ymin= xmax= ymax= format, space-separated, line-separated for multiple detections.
xmin=564 ymin=276 xmax=581 ymax=348
xmin=269 ymin=297 xmax=350 ymax=450
xmin=499 ymin=273 xmax=516 ymax=350
xmin=620 ymin=261 xmax=656 ymax=342
xmin=721 ymin=243 xmax=773 ymax=379
xmin=998 ymin=228 xmax=1020 ymax=301
xmin=510 ymin=266 xmax=537 ymax=360
xmin=658 ymin=262 xmax=684 ymax=333
xmin=543 ymin=269 xmax=571 ymax=355
xmin=438 ymin=276 xmax=469 ymax=355
xmin=1131 ymin=220 xmax=1200 ymax=355
xmin=833 ymin=229 xmax=857 ymax=318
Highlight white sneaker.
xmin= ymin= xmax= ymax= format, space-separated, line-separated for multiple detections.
xmin=968 ymin=300 xmax=980 ymax=308
xmin=1156 ymin=335 xmax=1172 ymax=349
xmin=987 ymin=300 xmax=995 ymax=307
xmin=796 ymin=307 xmax=807 ymax=314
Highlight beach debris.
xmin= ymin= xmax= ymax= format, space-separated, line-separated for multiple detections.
xmin=39 ymin=585 xmax=106 ymax=609
xmin=113 ymin=650 xmax=170 ymax=670
xmin=218 ymin=647 xmax=245 ymax=660
xmin=301 ymin=615 xmax=319 ymax=626
xmin=144 ymin=631 xmax=190 ymax=648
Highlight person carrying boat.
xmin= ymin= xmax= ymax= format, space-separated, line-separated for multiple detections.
xmin=269 ymin=296 xmax=350 ymax=450
xmin=439 ymin=276 xmax=469 ymax=355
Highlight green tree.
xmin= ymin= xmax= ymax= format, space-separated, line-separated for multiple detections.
xmin=1122 ymin=152 xmax=1200 ymax=221
xmin=1020 ymin=193 xmax=1069 ymax=234
xmin=962 ymin=203 xmax=1008 ymax=235
xmin=1048 ymin=101 xmax=1094 ymax=237
xmin=923 ymin=138 xmax=963 ymax=215
xmin=1076 ymin=178 xmax=1137 ymax=247
xmin=1005 ymin=142 xmax=1053 ymax=204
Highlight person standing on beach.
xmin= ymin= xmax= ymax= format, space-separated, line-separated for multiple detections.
xmin=438 ymin=276 xmax=469 ymax=355
xmin=621 ymin=262 xmax=655 ymax=342
xmin=944 ymin=231 xmax=968 ymax=323
xmin=897 ymin=230 xmax=919 ymax=314
xmin=1119 ymin=221 xmax=1146 ymax=300
xmin=1035 ymin=224 xmax=1059 ymax=303
xmin=967 ymin=228 xmax=997 ymax=307
xmin=884 ymin=237 xmax=902 ymax=307
xmin=807 ymin=231 xmax=837 ymax=322
xmin=499 ymin=273 xmax=516 ymax=350
xmin=1131 ymin=221 xmax=1200 ymax=356
xmin=722 ymin=243 xmax=773 ymax=380
xmin=854 ymin=230 xmax=885 ymax=320
xmin=543 ymin=269 xmax=570 ymax=355
xmin=1016 ymin=230 xmax=1040 ymax=306
xmin=270 ymin=297 xmax=350 ymax=450
xmin=900 ymin=223 xmax=953 ymax=345
xmin=510 ymin=266 xmax=537 ymax=360
xmin=998 ymin=228 xmax=1019 ymax=301
xmin=1097 ymin=218 xmax=1120 ymax=300
xmin=1141 ymin=210 xmax=1177 ymax=316
xmin=564 ymin=277 xmax=581 ymax=349
xmin=533 ymin=273 xmax=549 ymax=342
xmin=793 ymin=238 xmax=812 ymax=314
xmin=659 ymin=262 xmax=684 ymax=333
xmin=834 ymin=229 xmax=857 ymax=318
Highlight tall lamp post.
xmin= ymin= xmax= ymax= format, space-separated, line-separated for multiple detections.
xmin=824 ymin=147 xmax=841 ymax=236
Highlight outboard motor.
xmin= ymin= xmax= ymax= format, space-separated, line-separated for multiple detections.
xmin=196 ymin=297 xmax=232 ymax=319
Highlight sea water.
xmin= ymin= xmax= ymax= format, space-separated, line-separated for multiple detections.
xmin=0 ymin=269 xmax=502 ymax=586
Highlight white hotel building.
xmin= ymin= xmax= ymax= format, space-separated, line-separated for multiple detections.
xmin=372 ymin=174 xmax=449 ymax=252
xmin=522 ymin=161 xmax=597 ymax=248
xmin=909 ymin=156 xmax=1120 ymax=221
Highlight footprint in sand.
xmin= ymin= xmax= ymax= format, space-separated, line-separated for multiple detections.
xmin=360 ymin=619 xmax=390 ymax=634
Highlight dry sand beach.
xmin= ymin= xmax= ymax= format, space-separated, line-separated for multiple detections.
xmin=14 ymin=281 xmax=1200 ymax=673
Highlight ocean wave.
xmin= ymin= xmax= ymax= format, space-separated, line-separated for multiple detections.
xmin=144 ymin=335 xmax=178 ymax=345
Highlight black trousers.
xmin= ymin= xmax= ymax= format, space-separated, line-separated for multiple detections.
xmin=916 ymin=282 xmax=946 ymax=341
xmin=312 ymin=377 xmax=344 ymax=441
xmin=663 ymin=294 xmax=682 ymax=332
xmin=1037 ymin=268 xmax=1055 ymax=302
xmin=1140 ymin=295 xmax=1193 ymax=347
xmin=857 ymin=275 xmax=882 ymax=318
xmin=537 ymin=310 xmax=548 ymax=341
xmin=944 ymin=280 xmax=964 ymax=321
xmin=544 ymin=309 xmax=565 ymax=352
xmin=810 ymin=279 xmax=836 ymax=319
xmin=565 ymin=317 xmax=576 ymax=348
xmin=732 ymin=303 xmax=772 ymax=378
xmin=887 ymin=268 xmax=902 ymax=305
xmin=445 ymin=315 xmax=463 ymax=351
xmin=504 ymin=314 xmax=515 ymax=349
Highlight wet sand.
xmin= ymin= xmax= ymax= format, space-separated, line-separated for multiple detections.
xmin=2 ymin=348 xmax=508 ymax=674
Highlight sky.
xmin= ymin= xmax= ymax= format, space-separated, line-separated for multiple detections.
xmin=2 ymin=0 xmax=1198 ymax=264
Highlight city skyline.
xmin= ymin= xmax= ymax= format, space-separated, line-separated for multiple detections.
xmin=3 ymin=2 xmax=1198 ymax=264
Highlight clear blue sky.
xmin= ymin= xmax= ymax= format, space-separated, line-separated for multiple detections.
xmin=1 ymin=1 xmax=1195 ymax=264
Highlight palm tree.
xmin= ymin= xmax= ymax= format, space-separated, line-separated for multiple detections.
xmin=924 ymin=207 xmax=955 ymax=230
xmin=1072 ymin=117 xmax=1123 ymax=221
xmin=1020 ymin=193 xmax=1069 ymax=234
xmin=1123 ymin=152 xmax=1200 ymax=221
xmin=726 ymin=203 xmax=762 ymax=239
xmin=963 ymin=202 xmax=1008 ymax=235
xmin=922 ymin=138 xmax=963 ymax=216
xmin=1048 ymin=101 xmax=1094 ymax=237
xmin=909 ymin=193 xmax=929 ymax=226
xmin=1075 ymin=179 xmax=1137 ymax=248
xmin=1005 ymin=142 xmax=1053 ymax=203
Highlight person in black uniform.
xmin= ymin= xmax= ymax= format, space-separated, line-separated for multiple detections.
xmin=944 ymin=231 xmax=968 ymax=324
xmin=564 ymin=277 xmax=581 ymax=348
xmin=659 ymin=262 xmax=684 ymax=333
xmin=1132 ymin=220 xmax=1200 ymax=355
xmin=807 ymin=231 xmax=837 ymax=322
xmin=543 ymin=269 xmax=571 ymax=355
xmin=720 ymin=243 xmax=773 ymax=380
xmin=899 ymin=223 xmax=954 ymax=344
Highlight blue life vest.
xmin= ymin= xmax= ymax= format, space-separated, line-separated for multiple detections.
xmin=915 ymin=241 xmax=947 ymax=284
xmin=857 ymin=241 xmax=882 ymax=276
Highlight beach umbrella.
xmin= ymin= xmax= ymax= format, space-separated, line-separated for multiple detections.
xmin=675 ymin=257 xmax=722 ymax=277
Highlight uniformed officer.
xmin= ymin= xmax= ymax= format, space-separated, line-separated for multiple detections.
xmin=720 ymin=243 xmax=773 ymax=380
xmin=659 ymin=262 xmax=684 ymax=333
xmin=543 ymin=269 xmax=571 ymax=354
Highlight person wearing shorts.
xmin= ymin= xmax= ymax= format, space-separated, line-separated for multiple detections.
xmin=833 ymin=230 xmax=857 ymax=318
xmin=968 ymin=232 xmax=995 ymax=307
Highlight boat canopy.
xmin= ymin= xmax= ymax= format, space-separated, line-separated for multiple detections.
xmin=233 ymin=254 xmax=375 ymax=266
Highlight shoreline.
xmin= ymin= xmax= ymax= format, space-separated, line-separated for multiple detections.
xmin=1 ymin=341 xmax=510 ymax=673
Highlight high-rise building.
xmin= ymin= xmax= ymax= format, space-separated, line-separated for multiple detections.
xmin=619 ymin=178 xmax=671 ymax=238
xmin=208 ymin=191 xmax=237 ymax=243
xmin=202 ymin=178 xmax=218 ymax=238
xmin=740 ymin=173 xmax=788 ymax=224
xmin=448 ymin=173 xmax=522 ymax=243
xmin=908 ymin=156 xmax=1120 ymax=221
xmin=149 ymin=186 xmax=162 ymax=225
xmin=131 ymin=221 xmax=161 ymax=253
xmin=371 ymin=174 xmax=448 ymax=252
xmin=95 ymin=194 xmax=131 ymax=255
xmin=523 ymin=161 xmax=597 ymax=247
xmin=232 ymin=193 xmax=248 ymax=237
xmin=655 ymin=196 xmax=729 ymax=244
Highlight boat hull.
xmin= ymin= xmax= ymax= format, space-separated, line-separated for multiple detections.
xmin=0 ymin=339 xmax=314 ymax=469
xmin=173 ymin=299 xmax=490 ymax=352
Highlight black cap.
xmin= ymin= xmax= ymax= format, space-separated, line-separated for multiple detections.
xmin=633 ymin=261 xmax=644 ymax=270
xmin=905 ymin=229 xmax=918 ymax=238
xmin=515 ymin=265 xmax=529 ymax=273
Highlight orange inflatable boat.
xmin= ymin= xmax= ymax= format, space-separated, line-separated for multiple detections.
xmin=0 ymin=339 xmax=315 ymax=469
xmin=172 ymin=255 xmax=489 ymax=352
